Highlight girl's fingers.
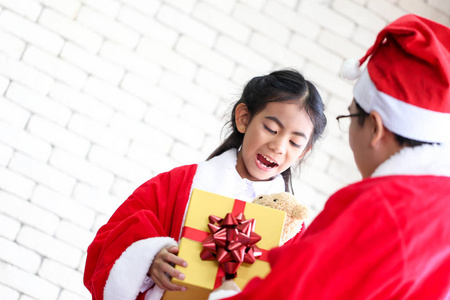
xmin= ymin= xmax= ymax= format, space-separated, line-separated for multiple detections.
xmin=160 ymin=274 xmax=187 ymax=291
xmin=166 ymin=253 xmax=188 ymax=268
xmin=160 ymin=259 xmax=186 ymax=282
xmin=152 ymin=274 xmax=164 ymax=290
xmin=153 ymin=263 xmax=186 ymax=291
xmin=162 ymin=247 xmax=188 ymax=268
xmin=166 ymin=246 xmax=179 ymax=254
xmin=149 ymin=246 xmax=188 ymax=291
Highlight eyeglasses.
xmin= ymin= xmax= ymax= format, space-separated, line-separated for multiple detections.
xmin=336 ymin=113 xmax=362 ymax=132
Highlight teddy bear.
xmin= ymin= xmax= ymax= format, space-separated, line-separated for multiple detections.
xmin=253 ymin=192 xmax=309 ymax=245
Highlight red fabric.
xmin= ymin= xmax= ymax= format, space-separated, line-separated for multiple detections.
xmin=363 ymin=14 xmax=450 ymax=113
xmin=224 ymin=175 xmax=450 ymax=299
xmin=83 ymin=164 xmax=197 ymax=300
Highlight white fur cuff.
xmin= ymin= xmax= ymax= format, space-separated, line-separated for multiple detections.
xmin=104 ymin=237 xmax=177 ymax=300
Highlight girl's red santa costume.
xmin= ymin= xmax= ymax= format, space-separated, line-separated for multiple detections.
xmin=84 ymin=149 xmax=302 ymax=300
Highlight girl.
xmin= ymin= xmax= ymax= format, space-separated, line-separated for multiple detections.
xmin=83 ymin=69 xmax=327 ymax=300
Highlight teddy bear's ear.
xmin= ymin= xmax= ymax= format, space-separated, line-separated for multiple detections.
xmin=291 ymin=203 xmax=309 ymax=220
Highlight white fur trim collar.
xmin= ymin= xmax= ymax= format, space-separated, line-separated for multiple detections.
xmin=372 ymin=144 xmax=450 ymax=178
xmin=192 ymin=148 xmax=285 ymax=202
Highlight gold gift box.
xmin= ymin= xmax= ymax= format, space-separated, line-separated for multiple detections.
xmin=163 ymin=189 xmax=285 ymax=300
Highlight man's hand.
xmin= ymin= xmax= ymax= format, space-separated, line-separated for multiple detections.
xmin=148 ymin=245 xmax=188 ymax=291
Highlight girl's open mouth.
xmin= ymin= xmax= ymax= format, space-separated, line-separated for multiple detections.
xmin=257 ymin=154 xmax=278 ymax=168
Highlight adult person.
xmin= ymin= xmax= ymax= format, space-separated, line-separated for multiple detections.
xmin=209 ymin=13 xmax=450 ymax=300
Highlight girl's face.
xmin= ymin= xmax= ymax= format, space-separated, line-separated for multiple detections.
xmin=235 ymin=101 xmax=314 ymax=181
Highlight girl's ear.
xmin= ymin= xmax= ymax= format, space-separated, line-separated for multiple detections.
xmin=235 ymin=103 xmax=250 ymax=133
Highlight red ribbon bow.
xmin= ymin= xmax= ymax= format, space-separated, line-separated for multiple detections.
xmin=200 ymin=212 xmax=262 ymax=279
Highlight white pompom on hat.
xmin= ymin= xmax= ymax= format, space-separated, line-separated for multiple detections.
xmin=341 ymin=14 xmax=450 ymax=144
xmin=340 ymin=58 xmax=361 ymax=81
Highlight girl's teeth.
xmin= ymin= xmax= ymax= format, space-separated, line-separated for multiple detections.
xmin=258 ymin=154 xmax=277 ymax=168
xmin=265 ymin=156 xmax=275 ymax=163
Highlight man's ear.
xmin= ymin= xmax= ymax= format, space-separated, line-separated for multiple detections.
xmin=235 ymin=103 xmax=250 ymax=133
xmin=369 ymin=111 xmax=385 ymax=147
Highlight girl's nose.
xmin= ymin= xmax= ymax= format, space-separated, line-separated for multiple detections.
xmin=268 ymin=138 xmax=286 ymax=154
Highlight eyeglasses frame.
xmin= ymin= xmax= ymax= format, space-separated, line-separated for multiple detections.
xmin=336 ymin=113 xmax=364 ymax=132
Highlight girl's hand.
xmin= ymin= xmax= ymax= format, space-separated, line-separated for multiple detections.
xmin=148 ymin=245 xmax=188 ymax=291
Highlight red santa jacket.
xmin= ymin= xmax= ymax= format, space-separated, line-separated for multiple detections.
xmin=84 ymin=164 xmax=197 ymax=300
xmin=84 ymin=149 xmax=299 ymax=300
xmin=211 ymin=145 xmax=450 ymax=299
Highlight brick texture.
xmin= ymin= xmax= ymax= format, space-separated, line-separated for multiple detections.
xmin=0 ymin=1 xmax=447 ymax=299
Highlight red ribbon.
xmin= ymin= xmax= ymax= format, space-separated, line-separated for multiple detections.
xmin=199 ymin=207 xmax=262 ymax=279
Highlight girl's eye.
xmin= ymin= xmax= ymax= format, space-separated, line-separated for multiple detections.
xmin=290 ymin=140 xmax=301 ymax=148
xmin=264 ymin=125 xmax=277 ymax=134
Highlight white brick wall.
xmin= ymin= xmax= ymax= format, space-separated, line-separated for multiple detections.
xmin=49 ymin=148 xmax=115 ymax=190
xmin=7 ymin=82 xmax=72 ymax=127
xmin=0 ymin=31 xmax=26 ymax=59
xmin=117 ymin=5 xmax=178 ymax=48
xmin=83 ymin=76 xmax=147 ymax=119
xmin=38 ymin=8 xmax=103 ymax=54
xmin=0 ymin=236 xmax=42 ymax=273
xmin=157 ymin=4 xmax=217 ymax=47
xmin=0 ymin=97 xmax=30 ymax=129
xmin=0 ymin=190 xmax=59 ymax=235
xmin=0 ymin=10 xmax=64 ymax=55
xmin=31 ymin=185 xmax=96 ymax=229
xmin=193 ymin=3 xmax=251 ymax=43
xmin=2 ymin=58 xmax=55 ymax=94
xmin=9 ymin=153 xmax=76 ymax=195
xmin=17 ymin=226 xmax=83 ymax=268
xmin=77 ymin=6 xmax=140 ymax=49
xmin=28 ymin=116 xmax=91 ymax=157
xmin=0 ymin=0 xmax=448 ymax=298
xmin=49 ymin=82 xmax=114 ymax=125
xmin=137 ymin=37 xmax=198 ymax=78
xmin=0 ymin=213 xmax=21 ymax=240
xmin=0 ymin=121 xmax=52 ymax=161
xmin=37 ymin=0 xmax=81 ymax=18
xmin=100 ymin=41 xmax=163 ymax=82
xmin=0 ymin=261 xmax=60 ymax=300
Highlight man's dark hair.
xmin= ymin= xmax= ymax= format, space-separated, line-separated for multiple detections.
xmin=354 ymin=101 xmax=437 ymax=147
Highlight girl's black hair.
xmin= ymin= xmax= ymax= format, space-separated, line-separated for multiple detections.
xmin=208 ymin=69 xmax=327 ymax=193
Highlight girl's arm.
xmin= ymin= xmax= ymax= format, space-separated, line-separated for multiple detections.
xmin=83 ymin=164 xmax=197 ymax=300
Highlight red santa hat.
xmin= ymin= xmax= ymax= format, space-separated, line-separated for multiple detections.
xmin=341 ymin=14 xmax=450 ymax=144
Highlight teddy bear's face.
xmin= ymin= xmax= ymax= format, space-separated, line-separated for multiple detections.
xmin=255 ymin=195 xmax=278 ymax=206
xmin=252 ymin=192 xmax=308 ymax=245
xmin=253 ymin=192 xmax=308 ymax=220
xmin=254 ymin=194 xmax=282 ymax=206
